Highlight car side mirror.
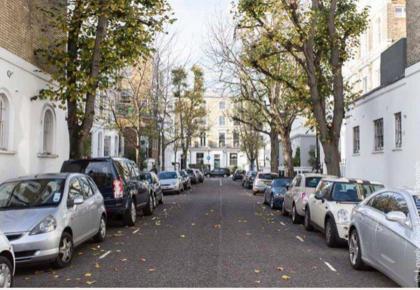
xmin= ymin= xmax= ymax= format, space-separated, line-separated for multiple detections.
xmin=386 ymin=211 xmax=407 ymax=225
xmin=314 ymin=192 xmax=323 ymax=200
xmin=74 ymin=196 xmax=84 ymax=205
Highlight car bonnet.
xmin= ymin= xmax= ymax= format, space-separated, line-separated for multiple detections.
xmin=0 ymin=207 xmax=57 ymax=234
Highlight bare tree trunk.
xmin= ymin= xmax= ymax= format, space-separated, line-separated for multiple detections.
xmin=280 ymin=132 xmax=294 ymax=177
xmin=322 ymin=139 xmax=341 ymax=176
xmin=270 ymin=129 xmax=279 ymax=173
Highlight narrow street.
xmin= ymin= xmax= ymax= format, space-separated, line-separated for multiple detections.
xmin=14 ymin=178 xmax=396 ymax=287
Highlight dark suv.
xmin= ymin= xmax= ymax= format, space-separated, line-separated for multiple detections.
xmin=61 ymin=157 xmax=153 ymax=226
xmin=208 ymin=168 xmax=231 ymax=177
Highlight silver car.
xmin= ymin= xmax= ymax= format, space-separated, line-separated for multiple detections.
xmin=0 ymin=173 xmax=107 ymax=268
xmin=0 ymin=231 xmax=15 ymax=287
xmin=158 ymin=171 xmax=184 ymax=194
xmin=349 ymin=188 xmax=420 ymax=287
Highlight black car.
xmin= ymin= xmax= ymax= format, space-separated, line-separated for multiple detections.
xmin=264 ymin=178 xmax=292 ymax=209
xmin=242 ymin=171 xmax=257 ymax=189
xmin=232 ymin=169 xmax=245 ymax=181
xmin=61 ymin=157 xmax=153 ymax=226
xmin=209 ymin=168 xmax=231 ymax=177
xmin=139 ymin=172 xmax=164 ymax=208
xmin=180 ymin=170 xmax=192 ymax=189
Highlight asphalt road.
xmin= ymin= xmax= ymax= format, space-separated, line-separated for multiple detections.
xmin=15 ymin=178 xmax=397 ymax=287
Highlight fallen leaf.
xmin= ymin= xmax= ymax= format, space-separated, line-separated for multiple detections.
xmin=255 ymin=280 xmax=261 ymax=284
xmin=140 ymin=258 xmax=146 ymax=262
xmin=213 ymin=224 xmax=221 ymax=229
xmin=95 ymin=263 xmax=101 ymax=269
xmin=86 ymin=280 xmax=96 ymax=285
xmin=254 ymin=269 xmax=261 ymax=273
xmin=84 ymin=273 xmax=92 ymax=277
xmin=148 ymin=268 xmax=156 ymax=272
xmin=281 ymin=275 xmax=291 ymax=280
xmin=191 ymin=223 xmax=196 ymax=226
xmin=78 ymin=252 xmax=84 ymax=256
xmin=66 ymin=278 xmax=71 ymax=281
xmin=180 ymin=234 xmax=186 ymax=238
xmin=276 ymin=267 xmax=284 ymax=272
xmin=54 ymin=275 xmax=60 ymax=279
xmin=121 ymin=258 xmax=128 ymax=262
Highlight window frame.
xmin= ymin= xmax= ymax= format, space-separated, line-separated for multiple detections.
xmin=42 ymin=107 xmax=55 ymax=155
xmin=0 ymin=94 xmax=9 ymax=151
xmin=394 ymin=112 xmax=402 ymax=149
xmin=219 ymin=115 xmax=225 ymax=126
xmin=373 ymin=118 xmax=384 ymax=152
xmin=353 ymin=126 xmax=360 ymax=154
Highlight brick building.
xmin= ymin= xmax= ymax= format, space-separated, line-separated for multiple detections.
xmin=0 ymin=0 xmax=69 ymax=182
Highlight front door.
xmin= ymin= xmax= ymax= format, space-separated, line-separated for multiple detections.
xmin=67 ymin=177 xmax=91 ymax=244
xmin=214 ymin=154 xmax=220 ymax=169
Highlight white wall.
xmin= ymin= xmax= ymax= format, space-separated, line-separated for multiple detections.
xmin=0 ymin=48 xmax=69 ymax=182
xmin=344 ymin=62 xmax=420 ymax=188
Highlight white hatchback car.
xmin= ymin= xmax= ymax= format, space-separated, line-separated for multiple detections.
xmin=304 ymin=178 xmax=384 ymax=247
xmin=0 ymin=231 xmax=15 ymax=287
xmin=252 ymin=172 xmax=279 ymax=194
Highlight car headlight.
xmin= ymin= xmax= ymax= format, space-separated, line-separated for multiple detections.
xmin=336 ymin=209 xmax=350 ymax=224
xmin=30 ymin=215 xmax=57 ymax=235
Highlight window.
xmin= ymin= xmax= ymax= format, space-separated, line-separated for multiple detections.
xmin=219 ymin=101 xmax=225 ymax=110
xmin=353 ymin=126 xmax=360 ymax=154
xmin=79 ymin=177 xmax=94 ymax=199
xmin=219 ymin=116 xmax=225 ymax=126
xmin=214 ymin=154 xmax=220 ymax=168
xmin=370 ymin=192 xmax=409 ymax=215
xmin=233 ymin=130 xmax=240 ymax=148
xmin=114 ymin=136 xmax=119 ymax=156
xmin=42 ymin=108 xmax=54 ymax=154
xmin=200 ymin=132 xmax=206 ymax=147
xmin=362 ymin=76 xmax=368 ymax=93
xmin=104 ymin=136 xmax=111 ymax=156
xmin=0 ymin=94 xmax=9 ymax=150
xmin=219 ymin=133 xmax=225 ymax=147
xmin=394 ymin=112 xmax=402 ymax=148
xmin=97 ymin=132 xmax=103 ymax=157
xmin=229 ymin=153 xmax=238 ymax=167
xmin=68 ymin=178 xmax=83 ymax=202
xmin=196 ymin=153 xmax=204 ymax=165
xmin=395 ymin=6 xmax=406 ymax=18
xmin=374 ymin=118 xmax=384 ymax=151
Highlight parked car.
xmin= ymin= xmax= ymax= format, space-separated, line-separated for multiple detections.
xmin=252 ymin=172 xmax=279 ymax=194
xmin=232 ymin=169 xmax=245 ymax=181
xmin=242 ymin=171 xmax=257 ymax=189
xmin=348 ymin=188 xmax=420 ymax=287
xmin=158 ymin=171 xmax=184 ymax=194
xmin=0 ymin=173 xmax=107 ymax=268
xmin=139 ymin=172 xmax=164 ymax=208
xmin=0 ymin=231 xmax=15 ymax=287
xmin=61 ymin=157 xmax=153 ymax=226
xmin=304 ymin=177 xmax=384 ymax=247
xmin=186 ymin=169 xmax=198 ymax=184
xmin=282 ymin=173 xmax=326 ymax=224
xmin=263 ymin=178 xmax=292 ymax=209
xmin=192 ymin=169 xmax=204 ymax=183
xmin=208 ymin=168 xmax=231 ymax=178
xmin=180 ymin=170 xmax=192 ymax=190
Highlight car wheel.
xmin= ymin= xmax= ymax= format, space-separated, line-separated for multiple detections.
xmin=349 ymin=229 xmax=367 ymax=270
xmin=152 ymin=193 xmax=157 ymax=208
xmin=325 ymin=218 xmax=340 ymax=247
xmin=304 ymin=208 xmax=314 ymax=231
xmin=281 ymin=201 xmax=288 ymax=216
xmin=143 ymin=194 xmax=154 ymax=216
xmin=123 ymin=199 xmax=137 ymax=226
xmin=0 ymin=256 xmax=13 ymax=287
xmin=53 ymin=232 xmax=73 ymax=268
xmin=93 ymin=215 xmax=107 ymax=243
xmin=270 ymin=195 xmax=275 ymax=209
xmin=291 ymin=204 xmax=303 ymax=224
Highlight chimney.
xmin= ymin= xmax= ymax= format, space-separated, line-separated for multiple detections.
xmin=407 ymin=0 xmax=420 ymax=66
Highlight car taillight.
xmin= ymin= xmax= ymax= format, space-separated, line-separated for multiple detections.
xmin=113 ymin=178 xmax=124 ymax=199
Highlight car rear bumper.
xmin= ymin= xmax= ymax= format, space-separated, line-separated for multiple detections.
xmin=10 ymin=231 xmax=61 ymax=265
xmin=105 ymin=195 xmax=130 ymax=215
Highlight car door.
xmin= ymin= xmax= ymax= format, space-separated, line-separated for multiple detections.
xmin=292 ymin=175 xmax=303 ymax=209
xmin=79 ymin=176 xmax=98 ymax=237
xmin=130 ymin=162 xmax=148 ymax=204
xmin=310 ymin=181 xmax=333 ymax=228
xmin=374 ymin=192 xmax=410 ymax=282
xmin=284 ymin=176 xmax=297 ymax=211
xmin=152 ymin=173 xmax=162 ymax=199
xmin=66 ymin=177 xmax=90 ymax=245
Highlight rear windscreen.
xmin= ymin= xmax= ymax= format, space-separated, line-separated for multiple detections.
xmin=62 ymin=161 xmax=113 ymax=190
xmin=305 ymin=177 xmax=322 ymax=188
xmin=258 ymin=173 xmax=277 ymax=180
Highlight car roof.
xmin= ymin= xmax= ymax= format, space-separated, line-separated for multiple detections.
xmin=380 ymin=187 xmax=420 ymax=196
xmin=321 ymin=177 xmax=383 ymax=185
xmin=6 ymin=173 xmax=72 ymax=182
xmin=300 ymin=173 xmax=327 ymax=178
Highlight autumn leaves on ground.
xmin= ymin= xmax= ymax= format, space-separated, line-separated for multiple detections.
xmin=15 ymin=179 xmax=396 ymax=287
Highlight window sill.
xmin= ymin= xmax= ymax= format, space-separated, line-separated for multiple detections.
xmin=372 ymin=150 xmax=384 ymax=154
xmin=392 ymin=148 xmax=403 ymax=152
xmin=352 ymin=153 xmax=360 ymax=157
xmin=37 ymin=153 xmax=59 ymax=159
xmin=0 ymin=150 xmax=16 ymax=155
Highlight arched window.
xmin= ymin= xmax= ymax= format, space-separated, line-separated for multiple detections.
xmin=0 ymin=94 xmax=9 ymax=150
xmin=42 ymin=108 xmax=55 ymax=154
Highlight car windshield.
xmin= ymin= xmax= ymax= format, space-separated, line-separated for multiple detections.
xmin=139 ymin=174 xmax=152 ymax=183
xmin=0 ymin=179 xmax=65 ymax=209
xmin=363 ymin=184 xmax=384 ymax=197
xmin=272 ymin=179 xmax=291 ymax=187
xmin=158 ymin=172 xmax=177 ymax=179
xmin=258 ymin=173 xmax=278 ymax=180
xmin=332 ymin=182 xmax=367 ymax=202
xmin=305 ymin=177 xmax=322 ymax=188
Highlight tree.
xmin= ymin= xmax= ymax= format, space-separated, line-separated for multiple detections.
xmin=36 ymin=0 xmax=173 ymax=158
xmin=236 ymin=0 xmax=368 ymax=176
xmin=293 ymin=147 xmax=301 ymax=167
xmin=172 ymin=66 xmax=207 ymax=169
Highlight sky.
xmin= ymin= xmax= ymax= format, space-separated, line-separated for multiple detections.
xmin=167 ymin=0 xmax=234 ymax=92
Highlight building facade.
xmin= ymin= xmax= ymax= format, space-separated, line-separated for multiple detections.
xmin=343 ymin=0 xmax=420 ymax=188
xmin=344 ymin=0 xmax=406 ymax=94
xmin=0 ymin=0 xmax=69 ymax=182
